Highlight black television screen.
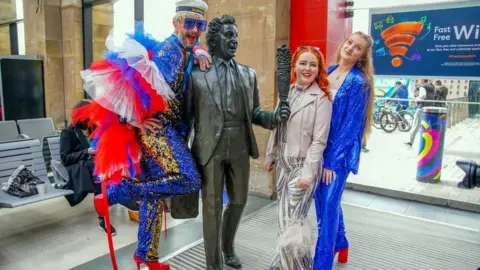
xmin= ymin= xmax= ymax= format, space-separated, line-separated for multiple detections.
xmin=0 ymin=58 xmax=46 ymax=121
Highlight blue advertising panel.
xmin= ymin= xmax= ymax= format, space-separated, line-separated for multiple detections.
xmin=370 ymin=6 xmax=480 ymax=77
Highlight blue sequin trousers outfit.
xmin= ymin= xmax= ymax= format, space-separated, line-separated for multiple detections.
xmin=105 ymin=38 xmax=200 ymax=262
xmin=313 ymin=65 xmax=369 ymax=270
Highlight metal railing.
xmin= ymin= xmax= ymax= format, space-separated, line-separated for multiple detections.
xmin=376 ymin=97 xmax=480 ymax=128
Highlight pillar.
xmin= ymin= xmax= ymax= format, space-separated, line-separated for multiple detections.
xmin=61 ymin=0 xmax=113 ymax=123
xmin=290 ymin=0 xmax=350 ymax=64
xmin=92 ymin=3 xmax=114 ymax=61
xmin=205 ymin=0 xmax=290 ymax=198
xmin=23 ymin=0 xmax=66 ymax=127
xmin=61 ymin=0 xmax=83 ymax=122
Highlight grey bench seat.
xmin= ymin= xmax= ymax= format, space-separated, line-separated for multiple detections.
xmin=0 ymin=139 xmax=73 ymax=208
xmin=0 ymin=120 xmax=29 ymax=142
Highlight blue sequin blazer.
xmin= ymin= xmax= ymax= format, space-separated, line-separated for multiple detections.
xmin=323 ymin=64 xmax=370 ymax=175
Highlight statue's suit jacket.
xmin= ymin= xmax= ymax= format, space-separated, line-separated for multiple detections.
xmin=170 ymin=59 xmax=275 ymax=219
xmin=184 ymin=59 xmax=275 ymax=166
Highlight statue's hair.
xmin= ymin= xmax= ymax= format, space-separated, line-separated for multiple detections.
xmin=206 ymin=15 xmax=236 ymax=55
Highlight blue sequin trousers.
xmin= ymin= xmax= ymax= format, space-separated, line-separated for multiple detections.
xmin=313 ymin=168 xmax=349 ymax=270
xmin=105 ymin=68 xmax=201 ymax=262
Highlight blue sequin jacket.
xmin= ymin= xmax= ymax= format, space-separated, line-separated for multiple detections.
xmin=323 ymin=64 xmax=370 ymax=175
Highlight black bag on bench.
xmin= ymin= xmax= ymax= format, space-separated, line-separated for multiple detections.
xmin=1 ymin=165 xmax=45 ymax=198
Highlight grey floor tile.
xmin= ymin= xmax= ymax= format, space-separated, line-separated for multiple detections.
xmin=405 ymin=202 xmax=448 ymax=223
xmin=367 ymin=196 xmax=411 ymax=215
xmin=341 ymin=189 xmax=377 ymax=207
xmin=445 ymin=208 xmax=480 ymax=230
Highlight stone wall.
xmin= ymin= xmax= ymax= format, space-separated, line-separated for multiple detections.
xmin=0 ymin=0 xmax=15 ymax=55
xmin=204 ymin=0 xmax=291 ymax=198
xmin=0 ymin=25 xmax=10 ymax=55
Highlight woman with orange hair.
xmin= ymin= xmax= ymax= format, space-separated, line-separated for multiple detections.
xmin=313 ymin=31 xmax=375 ymax=270
xmin=266 ymin=46 xmax=332 ymax=270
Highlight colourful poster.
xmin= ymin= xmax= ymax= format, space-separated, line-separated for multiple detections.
xmin=370 ymin=6 xmax=480 ymax=77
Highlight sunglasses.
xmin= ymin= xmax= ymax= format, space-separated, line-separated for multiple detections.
xmin=298 ymin=46 xmax=320 ymax=51
xmin=183 ymin=18 xmax=208 ymax=32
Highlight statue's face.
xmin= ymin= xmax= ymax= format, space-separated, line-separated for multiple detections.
xmin=214 ymin=24 xmax=238 ymax=60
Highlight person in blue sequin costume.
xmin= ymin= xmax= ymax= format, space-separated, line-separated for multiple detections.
xmin=313 ymin=32 xmax=375 ymax=270
xmin=88 ymin=1 xmax=212 ymax=269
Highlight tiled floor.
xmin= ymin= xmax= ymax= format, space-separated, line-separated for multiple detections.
xmin=0 ymin=195 xmax=188 ymax=270
xmin=0 ymin=190 xmax=478 ymax=270
xmin=348 ymin=118 xmax=480 ymax=212
xmin=342 ymin=189 xmax=480 ymax=231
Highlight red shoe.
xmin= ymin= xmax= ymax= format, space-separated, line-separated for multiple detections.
xmin=335 ymin=248 xmax=348 ymax=263
xmin=133 ymin=254 xmax=170 ymax=270
xmin=94 ymin=194 xmax=108 ymax=217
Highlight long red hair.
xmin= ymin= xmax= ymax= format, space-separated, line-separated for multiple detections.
xmin=290 ymin=46 xmax=331 ymax=100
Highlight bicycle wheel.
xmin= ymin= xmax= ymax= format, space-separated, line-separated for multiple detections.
xmin=398 ymin=111 xmax=414 ymax=132
xmin=380 ymin=112 xmax=398 ymax=133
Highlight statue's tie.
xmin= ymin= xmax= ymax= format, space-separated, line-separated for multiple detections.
xmin=224 ymin=61 xmax=234 ymax=115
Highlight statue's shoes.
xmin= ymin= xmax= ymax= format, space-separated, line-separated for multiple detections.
xmin=224 ymin=254 xmax=242 ymax=269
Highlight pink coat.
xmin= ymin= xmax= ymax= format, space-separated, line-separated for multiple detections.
xmin=266 ymin=82 xmax=332 ymax=182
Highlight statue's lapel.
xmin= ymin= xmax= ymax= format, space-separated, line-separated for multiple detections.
xmin=204 ymin=64 xmax=222 ymax=112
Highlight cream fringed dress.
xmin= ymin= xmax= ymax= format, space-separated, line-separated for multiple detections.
xmin=269 ymin=84 xmax=331 ymax=270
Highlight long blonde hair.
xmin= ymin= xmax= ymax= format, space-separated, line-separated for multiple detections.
xmin=335 ymin=31 xmax=375 ymax=140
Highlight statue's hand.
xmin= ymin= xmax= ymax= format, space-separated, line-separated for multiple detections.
xmin=275 ymin=100 xmax=291 ymax=123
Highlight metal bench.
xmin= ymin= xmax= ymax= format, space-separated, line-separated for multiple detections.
xmin=17 ymin=118 xmax=57 ymax=140
xmin=0 ymin=139 xmax=73 ymax=208
xmin=0 ymin=121 xmax=29 ymax=142
xmin=17 ymin=118 xmax=59 ymax=172
xmin=46 ymin=135 xmax=69 ymax=186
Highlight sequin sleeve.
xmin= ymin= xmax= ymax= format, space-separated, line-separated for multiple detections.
xmin=323 ymin=78 xmax=369 ymax=172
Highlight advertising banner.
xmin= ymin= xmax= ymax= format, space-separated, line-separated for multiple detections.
xmin=370 ymin=6 xmax=480 ymax=77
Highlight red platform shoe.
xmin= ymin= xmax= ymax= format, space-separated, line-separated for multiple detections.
xmin=134 ymin=254 xmax=170 ymax=270
xmin=335 ymin=248 xmax=348 ymax=263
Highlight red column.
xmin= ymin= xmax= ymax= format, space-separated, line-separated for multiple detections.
xmin=290 ymin=0 xmax=352 ymax=65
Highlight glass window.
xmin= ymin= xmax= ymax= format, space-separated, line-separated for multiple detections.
xmin=113 ymin=0 xmax=135 ymax=47
xmin=17 ymin=21 xmax=25 ymax=55
xmin=15 ymin=0 xmax=25 ymax=54
xmin=144 ymin=0 xmax=176 ymax=41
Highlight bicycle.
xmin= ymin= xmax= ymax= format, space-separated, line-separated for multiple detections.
xmin=373 ymin=100 xmax=398 ymax=133
xmin=391 ymin=104 xmax=414 ymax=132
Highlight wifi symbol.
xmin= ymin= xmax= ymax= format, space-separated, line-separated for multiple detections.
xmin=381 ymin=22 xmax=424 ymax=67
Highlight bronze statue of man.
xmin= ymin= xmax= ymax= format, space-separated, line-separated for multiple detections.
xmin=182 ymin=14 xmax=290 ymax=270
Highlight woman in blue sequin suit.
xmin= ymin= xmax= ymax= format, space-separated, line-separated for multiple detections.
xmin=313 ymin=32 xmax=375 ymax=270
